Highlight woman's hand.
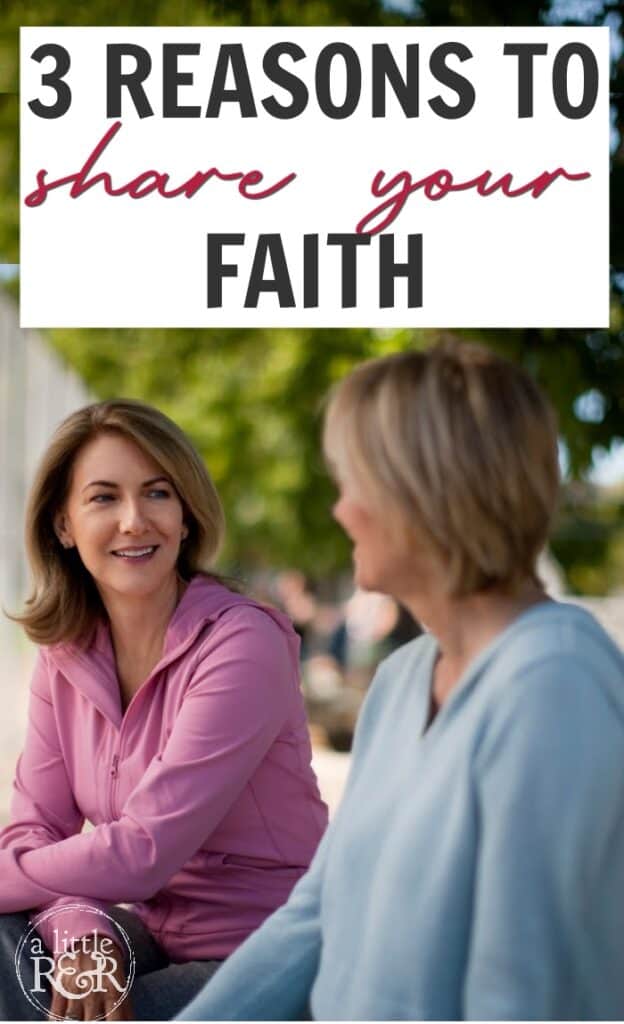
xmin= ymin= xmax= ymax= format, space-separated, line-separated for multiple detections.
xmin=48 ymin=933 xmax=134 ymax=1021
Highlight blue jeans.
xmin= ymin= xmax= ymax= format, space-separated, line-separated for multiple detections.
xmin=0 ymin=907 xmax=220 ymax=1020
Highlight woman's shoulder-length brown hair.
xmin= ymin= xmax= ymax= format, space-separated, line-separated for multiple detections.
xmin=12 ymin=398 xmax=225 ymax=647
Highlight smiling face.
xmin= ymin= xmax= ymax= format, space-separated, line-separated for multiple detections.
xmin=54 ymin=432 xmax=188 ymax=605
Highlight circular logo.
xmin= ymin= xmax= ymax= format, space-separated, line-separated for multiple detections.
xmin=14 ymin=903 xmax=136 ymax=1020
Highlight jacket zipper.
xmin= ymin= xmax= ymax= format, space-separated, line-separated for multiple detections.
xmin=104 ymin=620 xmax=211 ymax=823
xmin=109 ymin=754 xmax=120 ymax=819
xmin=109 ymin=678 xmax=150 ymax=821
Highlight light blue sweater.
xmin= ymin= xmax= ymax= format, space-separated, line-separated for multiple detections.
xmin=180 ymin=601 xmax=624 ymax=1020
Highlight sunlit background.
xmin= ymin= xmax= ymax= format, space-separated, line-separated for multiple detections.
xmin=0 ymin=0 xmax=622 ymax=818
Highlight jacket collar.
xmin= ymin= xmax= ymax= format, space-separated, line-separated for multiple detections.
xmin=46 ymin=575 xmax=298 ymax=727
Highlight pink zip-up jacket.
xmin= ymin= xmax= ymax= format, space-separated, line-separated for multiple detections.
xmin=0 ymin=576 xmax=328 ymax=960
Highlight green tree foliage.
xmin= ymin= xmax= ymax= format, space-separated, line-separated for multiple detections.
xmin=552 ymin=483 xmax=624 ymax=594
xmin=1 ymin=0 xmax=623 ymax=588
xmin=0 ymin=94 xmax=18 ymax=257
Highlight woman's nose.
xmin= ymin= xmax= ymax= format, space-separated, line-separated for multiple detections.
xmin=332 ymin=498 xmax=344 ymax=524
xmin=119 ymin=500 xmax=148 ymax=533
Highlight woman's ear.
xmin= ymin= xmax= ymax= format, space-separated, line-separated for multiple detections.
xmin=54 ymin=511 xmax=75 ymax=549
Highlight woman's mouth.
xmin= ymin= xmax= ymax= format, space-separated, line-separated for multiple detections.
xmin=111 ymin=545 xmax=158 ymax=562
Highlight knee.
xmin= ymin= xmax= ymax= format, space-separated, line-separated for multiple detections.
xmin=0 ymin=912 xmax=33 ymax=953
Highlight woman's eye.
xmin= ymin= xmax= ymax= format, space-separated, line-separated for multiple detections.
xmin=91 ymin=493 xmax=114 ymax=503
xmin=148 ymin=489 xmax=170 ymax=499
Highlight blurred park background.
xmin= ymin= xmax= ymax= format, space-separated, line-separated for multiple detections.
xmin=0 ymin=0 xmax=623 ymax=818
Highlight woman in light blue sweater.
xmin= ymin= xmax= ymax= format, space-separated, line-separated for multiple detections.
xmin=180 ymin=341 xmax=624 ymax=1021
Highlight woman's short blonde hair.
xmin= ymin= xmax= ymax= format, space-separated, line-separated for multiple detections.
xmin=14 ymin=399 xmax=225 ymax=646
xmin=323 ymin=340 xmax=560 ymax=596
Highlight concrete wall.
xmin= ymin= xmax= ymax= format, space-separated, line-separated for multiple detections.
xmin=0 ymin=290 xmax=91 ymax=812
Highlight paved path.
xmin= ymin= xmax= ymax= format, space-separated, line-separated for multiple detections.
xmin=312 ymin=747 xmax=351 ymax=817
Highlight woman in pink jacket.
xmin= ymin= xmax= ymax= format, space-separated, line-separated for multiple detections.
xmin=0 ymin=399 xmax=327 ymax=1021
